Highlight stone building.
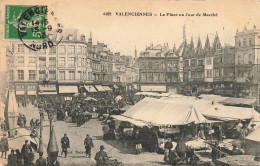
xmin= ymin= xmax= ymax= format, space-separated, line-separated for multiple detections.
xmin=138 ymin=43 xmax=179 ymax=92
xmin=234 ymin=26 xmax=260 ymax=98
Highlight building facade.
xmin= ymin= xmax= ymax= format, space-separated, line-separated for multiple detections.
xmin=234 ymin=26 xmax=260 ymax=98
xmin=6 ymin=29 xmax=139 ymax=97
xmin=138 ymin=44 xmax=179 ymax=92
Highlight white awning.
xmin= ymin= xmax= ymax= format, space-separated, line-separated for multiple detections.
xmin=16 ymin=91 xmax=25 ymax=95
xmin=141 ymin=85 xmax=166 ymax=92
xmin=27 ymin=91 xmax=37 ymax=95
xmin=39 ymin=84 xmax=56 ymax=91
xmin=59 ymin=86 xmax=78 ymax=94
xmin=102 ymin=86 xmax=112 ymax=91
xmin=39 ymin=91 xmax=57 ymax=95
xmin=111 ymin=115 xmax=147 ymax=127
xmin=114 ymin=85 xmax=119 ymax=89
xmin=94 ymin=85 xmax=105 ymax=91
xmin=84 ymin=85 xmax=97 ymax=92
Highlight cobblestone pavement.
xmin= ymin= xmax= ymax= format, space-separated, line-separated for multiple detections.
xmin=2 ymin=104 xmax=170 ymax=166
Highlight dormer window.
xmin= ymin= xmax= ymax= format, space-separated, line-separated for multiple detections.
xmin=249 ymin=38 xmax=252 ymax=45
xmin=243 ymin=39 xmax=246 ymax=46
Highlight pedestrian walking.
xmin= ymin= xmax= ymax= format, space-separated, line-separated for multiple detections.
xmin=60 ymin=133 xmax=70 ymax=158
xmin=0 ymin=133 xmax=9 ymax=159
xmin=30 ymin=118 xmax=35 ymax=130
xmin=84 ymin=134 xmax=94 ymax=158
xmin=35 ymin=152 xmax=47 ymax=166
xmin=21 ymin=140 xmax=33 ymax=165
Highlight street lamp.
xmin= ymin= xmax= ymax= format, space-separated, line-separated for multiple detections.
xmin=37 ymin=105 xmax=44 ymax=154
xmin=47 ymin=106 xmax=59 ymax=166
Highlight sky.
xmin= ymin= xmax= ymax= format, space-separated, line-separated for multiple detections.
xmin=1 ymin=0 xmax=260 ymax=71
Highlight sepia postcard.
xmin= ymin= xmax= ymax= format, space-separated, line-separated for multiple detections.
xmin=0 ymin=0 xmax=260 ymax=166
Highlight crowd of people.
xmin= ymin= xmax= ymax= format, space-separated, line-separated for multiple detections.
xmin=2 ymin=139 xmax=34 ymax=166
xmin=4 ymin=88 xmax=259 ymax=166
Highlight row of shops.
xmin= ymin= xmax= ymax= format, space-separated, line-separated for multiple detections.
xmin=14 ymin=83 xmax=117 ymax=97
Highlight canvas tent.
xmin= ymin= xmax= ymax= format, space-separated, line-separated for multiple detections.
xmin=162 ymin=96 xmax=259 ymax=121
xmin=120 ymin=105 xmax=132 ymax=111
xmin=111 ymin=115 xmax=148 ymax=127
xmin=199 ymin=94 xmax=228 ymax=103
xmin=218 ymin=97 xmax=256 ymax=107
xmin=120 ymin=97 xmax=208 ymax=126
xmin=245 ymin=126 xmax=260 ymax=156
xmin=193 ymin=103 xmax=259 ymax=121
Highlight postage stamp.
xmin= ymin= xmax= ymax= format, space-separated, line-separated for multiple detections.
xmin=5 ymin=5 xmax=47 ymax=40
xmin=5 ymin=5 xmax=63 ymax=51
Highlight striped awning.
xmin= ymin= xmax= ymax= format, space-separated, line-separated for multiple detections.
xmin=84 ymin=85 xmax=97 ymax=92
xmin=102 ymin=86 xmax=112 ymax=91
xmin=94 ymin=85 xmax=105 ymax=92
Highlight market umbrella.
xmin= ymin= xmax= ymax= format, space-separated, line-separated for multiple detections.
xmin=115 ymin=95 xmax=123 ymax=101
xmin=85 ymin=97 xmax=97 ymax=101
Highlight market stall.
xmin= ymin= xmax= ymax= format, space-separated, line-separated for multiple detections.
xmin=122 ymin=97 xmax=208 ymax=126
xmin=245 ymin=125 xmax=260 ymax=156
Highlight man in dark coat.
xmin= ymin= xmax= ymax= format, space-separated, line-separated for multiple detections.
xmin=94 ymin=145 xmax=108 ymax=166
xmin=35 ymin=152 xmax=47 ymax=166
xmin=84 ymin=134 xmax=94 ymax=158
xmin=0 ymin=133 xmax=9 ymax=159
xmin=60 ymin=133 xmax=70 ymax=158
xmin=21 ymin=140 xmax=33 ymax=165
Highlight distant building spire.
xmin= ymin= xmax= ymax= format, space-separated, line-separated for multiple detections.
xmin=205 ymin=34 xmax=210 ymax=50
xmin=190 ymin=36 xmax=194 ymax=49
xmin=173 ymin=44 xmax=176 ymax=53
xmin=213 ymin=31 xmax=221 ymax=51
xmin=197 ymin=37 xmax=202 ymax=49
